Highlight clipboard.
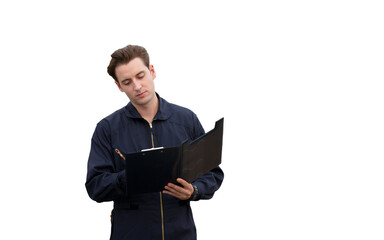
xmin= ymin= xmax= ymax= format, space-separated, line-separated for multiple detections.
xmin=124 ymin=118 xmax=224 ymax=194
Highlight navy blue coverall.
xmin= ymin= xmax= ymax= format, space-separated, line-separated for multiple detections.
xmin=85 ymin=95 xmax=224 ymax=240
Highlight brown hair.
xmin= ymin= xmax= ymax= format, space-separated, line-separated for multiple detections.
xmin=107 ymin=45 xmax=150 ymax=81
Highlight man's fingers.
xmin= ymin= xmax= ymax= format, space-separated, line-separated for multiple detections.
xmin=176 ymin=178 xmax=189 ymax=187
xmin=176 ymin=178 xmax=194 ymax=192
xmin=163 ymin=179 xmax=193 ymax=200
xmin=163 ymin=187 xmax=187 ymax=199
xmin=164 ymin=183 xmax=186 ymax=195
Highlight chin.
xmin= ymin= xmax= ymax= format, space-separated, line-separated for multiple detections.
xmin=135 ymin=96 xmax=151 ymax=106
xmin=133 ymin=92 xmax=156 ymax=106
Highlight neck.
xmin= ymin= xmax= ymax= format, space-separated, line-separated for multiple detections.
xmin=134 ymin=95 xmax=159 ymax=124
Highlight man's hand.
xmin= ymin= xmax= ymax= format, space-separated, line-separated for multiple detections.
xmin=163 ymin=178 xmax=194 ymax=200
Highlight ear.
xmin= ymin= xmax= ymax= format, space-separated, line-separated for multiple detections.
xmin=115 ymin=81 xmax=123 ymax=92
xmin=150 ymin=65 xmax=156 ymax=80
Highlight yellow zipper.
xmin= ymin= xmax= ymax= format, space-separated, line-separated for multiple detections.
xmin=149 ymin=122 xmax=155 ymax=148
xmin=149 ymin=121 xmax=165 ymax=240
xmin=160 ymin=192 xmax=165 ymax=240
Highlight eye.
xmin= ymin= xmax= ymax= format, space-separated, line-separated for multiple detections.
xmin=138 ymin=73 xmax=145 ymax=79
xmin=122 ymin=80 xmax=131 ymax=85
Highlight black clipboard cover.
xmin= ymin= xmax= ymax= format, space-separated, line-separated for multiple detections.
xmin=124 ymin=118 xmax=224 ymax=194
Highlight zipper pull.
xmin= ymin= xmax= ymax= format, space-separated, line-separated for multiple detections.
xmin=148 ymin=121 xmax=155 ymax=148
xmin=115 ymin=149 xmax=126 ymax=160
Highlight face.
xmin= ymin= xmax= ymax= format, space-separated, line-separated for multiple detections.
xmin=115 ymin=57 xmax=156 ymax=108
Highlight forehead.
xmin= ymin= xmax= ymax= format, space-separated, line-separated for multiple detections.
xmin=115 ymin=57 xmax=148 ymax=80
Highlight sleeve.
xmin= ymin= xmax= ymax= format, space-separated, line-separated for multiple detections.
xmin=85 ymin=122 xmax=127 ymax=203
xmin=190 ymin=113 xmax=224 ymax=201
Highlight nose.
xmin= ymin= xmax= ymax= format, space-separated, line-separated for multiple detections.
xmin=132 ymin=79 xmax=142 ymax=91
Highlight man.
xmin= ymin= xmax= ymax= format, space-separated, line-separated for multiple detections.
xmin=85 ymin=45 xmax=224 ymax=240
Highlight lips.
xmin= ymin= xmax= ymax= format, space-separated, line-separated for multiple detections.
xmin=136 ymin=91 xmax=147 ymax=98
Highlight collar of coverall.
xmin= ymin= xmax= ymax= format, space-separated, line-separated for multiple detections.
xmin=124 ymin=92 xmax=173 ymax=121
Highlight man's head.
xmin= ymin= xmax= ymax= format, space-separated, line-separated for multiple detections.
xmin=107 ymin=45 xmax=150 ymax=81
xmin=108 ymin=45 xmax=157 ymax=109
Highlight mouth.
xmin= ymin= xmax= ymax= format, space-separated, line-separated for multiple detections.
xmin=136 ymin=91 xmax=147 ymax=98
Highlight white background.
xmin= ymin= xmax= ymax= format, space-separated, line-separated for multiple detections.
xmin=1 ymin=0 xmax=383 ymax=239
